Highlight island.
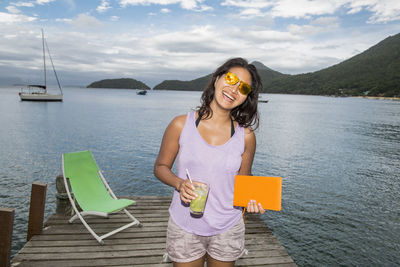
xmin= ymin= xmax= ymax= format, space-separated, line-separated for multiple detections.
xmin=87 ymin=78 xmax=150 ymax=90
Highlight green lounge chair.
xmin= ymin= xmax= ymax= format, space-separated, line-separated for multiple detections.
xmin=62 ymin=150 xmax=141 ymax=244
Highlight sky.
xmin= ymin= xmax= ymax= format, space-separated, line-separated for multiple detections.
xmin=1 ymin=0 xmax=400 ymax=87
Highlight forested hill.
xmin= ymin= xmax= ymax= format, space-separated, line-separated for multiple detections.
xmin=153 ymin=74 xmax=212 ymax=91
xmin=264 ymin=33 xmax=400 ymax=97
xmin=87 ymin=78 xmax=150 ymax=89
xmin=153 ymin=61 xmax=286 ymax=91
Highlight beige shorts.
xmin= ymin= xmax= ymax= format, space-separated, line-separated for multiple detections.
xmin=166 ymin=217 xmax=245 ymax=263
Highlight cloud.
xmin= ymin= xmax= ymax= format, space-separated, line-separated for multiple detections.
xmin=221 ymin=0 xmax=273 ymax=9
xmin=110 ymin=16 xmax=119 ymax=21
xmin=118 ymin=0 xmax=212 ymax=11
xmin=311 ymin=16 xmax=339 ymax=26
xmin=151 ymin=25 xmax=225 ymax=53
xmin=55 ymin=18 xmax=73 ymax=23
xmin=221 ymin=0 xmax=340 ymax=20
xmin=6 ymin=6 xmax=21 ymax=14
xmin=221 ymin=0 xmax=400 ymax=23
xmin=239 ymin=8 xmax=264 ymax=18
xmin=270 ymin=0 xmax=339 ymax=19
xmin=234 ymin=28 xmax=301 ymax=43
xmin=160 ymin=8 xmax=171 ymax=13
xmin=362 ymin=0 xmax=400 ymax=23
xmin=66 ymin=13 xmax=104 ymax=29
xmin=36 ymin=0 xmax=55 ymax=4
xmin=0 ymin=12 xmax=37 ymax=24
xmin=12 ymin=2 xmax=35 ymax=7
xmin=97 ymin=0 xmax=112 ymax=13
xmin=342 ymin=0 xmax=400 ymax=23
xmin=288 ymin=16 xmax=339 ymax=36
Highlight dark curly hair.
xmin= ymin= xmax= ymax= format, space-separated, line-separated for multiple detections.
xmin=197 ymin=57 xmax=261 ymax=130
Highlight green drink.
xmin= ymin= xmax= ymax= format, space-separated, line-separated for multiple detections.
xmin=190 ymin=183 xmax=209 ymax=216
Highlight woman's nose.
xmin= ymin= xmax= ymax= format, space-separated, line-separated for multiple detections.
xmin=230 ymin=83 xmax=240 ymax=94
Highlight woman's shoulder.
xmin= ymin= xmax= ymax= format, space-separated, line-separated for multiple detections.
xmin=169 ymin=113 xmax=189 ymax=131
xmin=242 ymin=126 xmax=254 ymax=135
xmin=243 ymin=126 xmax=255 ymax=140
xmin=243 ymin=126 xmax=256 ymax=152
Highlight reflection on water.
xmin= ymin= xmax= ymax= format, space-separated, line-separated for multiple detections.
xmin=0 ymin=88 xmax=399 ymax=266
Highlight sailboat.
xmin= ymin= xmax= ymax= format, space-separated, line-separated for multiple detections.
xmin=19 ymin=29 xmax=63 ymax=101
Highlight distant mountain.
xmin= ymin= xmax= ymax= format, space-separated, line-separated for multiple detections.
xmin=252 ymin=61 xmax=290 ymax=86
xmin=87 ymin=78 xmax=150 ymax=89
xmin=153 ymin=61 xmax=286 ymax=91
xmin=154 ymin=74 xmax=212 ymax=91
xmin=264 ymin=33 xmax=400 ymax=97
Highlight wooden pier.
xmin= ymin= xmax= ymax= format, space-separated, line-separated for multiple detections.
xmin=11 ymin=196 xmax=296 ymax=266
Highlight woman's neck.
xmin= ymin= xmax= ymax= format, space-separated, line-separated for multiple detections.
xmin=209 ymin=100 xmax=232 ymax=124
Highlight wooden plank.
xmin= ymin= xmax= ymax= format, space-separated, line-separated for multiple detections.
xmin=28 ymin=232 xmax=277 ymax=241
xmin=25 ymin=237 xmax=168 ymax=247
xmin=40 ymin=222 xmax=271 ymax=235
xmin=237 ymin=256 xmax=295 ymax=266
xmin=13 ymin=248 xmax=167 ymax=261
xmin=12 ymin=256 xmax=168 ymax=266
xmin=27 ymin=182 xmax=47 ymax=241
xmin=19 ymin=242 xmax=285 ymax=254
xmin=0 ymin=207 xmax=14 ymax=267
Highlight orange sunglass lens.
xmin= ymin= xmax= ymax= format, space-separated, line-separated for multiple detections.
xmin=239 ymin=83 xmax=252 ymax=95
xmin=225 ymin=72 xmax=239 ymax=85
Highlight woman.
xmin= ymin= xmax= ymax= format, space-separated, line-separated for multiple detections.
xmin=154 ymin=57 xmax=265 ymax=267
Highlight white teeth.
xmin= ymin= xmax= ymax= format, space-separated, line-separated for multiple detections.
xmin=223 ymin=92 xmax=235 ymax=101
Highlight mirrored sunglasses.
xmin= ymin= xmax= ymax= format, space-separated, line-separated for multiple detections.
xmin=224 ymin=72 xmax=252 ymax=95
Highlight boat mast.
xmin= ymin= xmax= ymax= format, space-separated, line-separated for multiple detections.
xmin=42 ymin=28 xmax=47 ymax=93
xmin=45 ymin=38 xmax=63 ymax=95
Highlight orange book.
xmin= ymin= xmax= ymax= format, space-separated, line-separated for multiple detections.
xmin=233 ymin=175 xmax=282 ymax=211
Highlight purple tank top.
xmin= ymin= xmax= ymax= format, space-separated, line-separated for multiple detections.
xmin=169 ymin=111 xmax=244 ymax=236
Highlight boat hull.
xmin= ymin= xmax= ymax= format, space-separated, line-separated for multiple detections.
xmin=136 ymin=90 xmax=147 ymax=95
xmin=19 ymin=93 xmax=63 ymax=101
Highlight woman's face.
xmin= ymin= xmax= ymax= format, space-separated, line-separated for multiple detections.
xmin=213 ymin=66 xmax=252 ymax=111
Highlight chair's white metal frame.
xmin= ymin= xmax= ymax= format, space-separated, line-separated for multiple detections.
xmin=62 ymin=154 xmax=142 ymax=245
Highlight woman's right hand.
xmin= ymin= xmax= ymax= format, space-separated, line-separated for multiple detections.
xmin=177 ymin=179 xmax=198 ymax=203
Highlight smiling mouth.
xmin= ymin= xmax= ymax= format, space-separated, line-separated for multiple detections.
xmin=222 ymin=91 xmax=235 ymax=102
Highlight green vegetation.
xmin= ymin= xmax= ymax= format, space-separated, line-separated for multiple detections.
xmin=153 ymin=33 xmax=400 ymax=97
xmin=264 ymin=33 xmax=400 ymax=97
xmin=153 ymin=74 xmax=212 ymax=91
xmin=87 ymin=78 xmax=150 ymax=89
xmin=153 ymin=64 xmax=287 ymax=91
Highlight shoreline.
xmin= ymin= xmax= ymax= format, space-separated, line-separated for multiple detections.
xmin=352 ymin=96 xmax=400 ymax=101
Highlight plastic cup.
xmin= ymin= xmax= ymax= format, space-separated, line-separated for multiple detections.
xmin=190 ymin=183 xmax=209 ymax=216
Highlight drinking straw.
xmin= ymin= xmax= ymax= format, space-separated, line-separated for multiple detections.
xmin=185 ymin=169 xmax=194 ymax=185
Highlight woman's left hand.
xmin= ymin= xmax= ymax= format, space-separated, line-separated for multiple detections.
xmin=247 ymin=199 xmax=265 ymax=214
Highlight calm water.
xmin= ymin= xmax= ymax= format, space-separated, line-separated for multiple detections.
xmin=0 ymin=87 xmax=399 ymax=266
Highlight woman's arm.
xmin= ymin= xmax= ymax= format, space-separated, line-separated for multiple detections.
xmin=238 ymin=127 xmax=256 ymax=175
xmin=153 ymin=115 xmax=196 ymax=203
xmin=239 ymin=128 xmax=265 ymax=214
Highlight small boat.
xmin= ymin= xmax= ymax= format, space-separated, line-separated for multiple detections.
xmin=136 ymin=90 xmax=147 ymax=95
xmin=19 ymin=29 xmax=63 ymax=101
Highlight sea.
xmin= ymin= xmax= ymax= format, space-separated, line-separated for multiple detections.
xmin=0 ymin=86 xmax=399 ymax=266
